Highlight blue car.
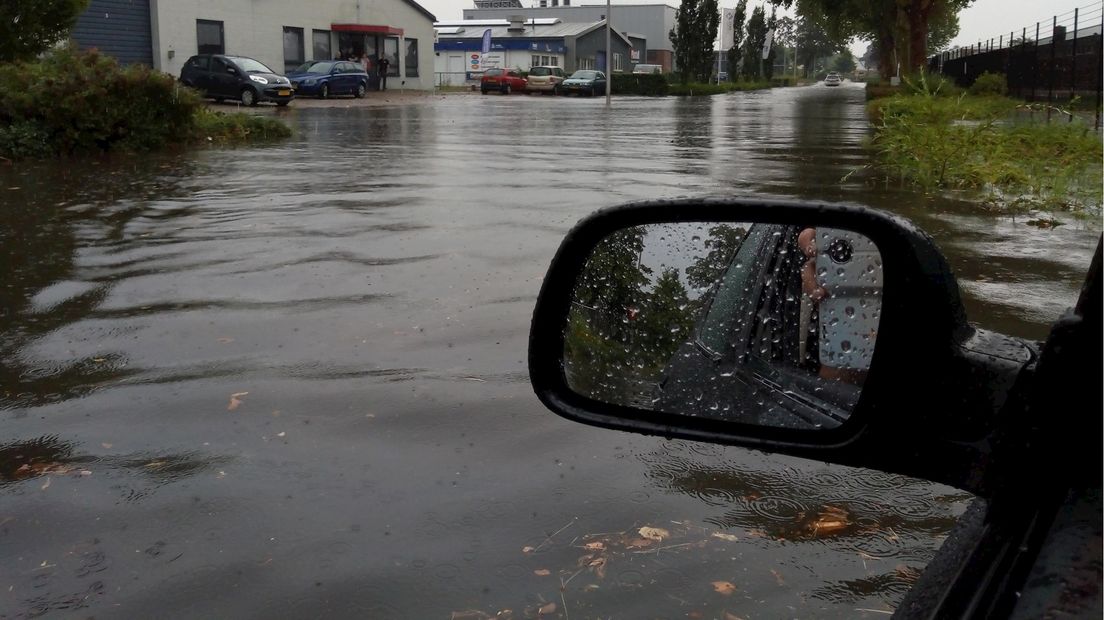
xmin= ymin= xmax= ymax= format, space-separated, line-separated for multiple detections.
xmin=287 ymin=61 xmax=370 ymax=99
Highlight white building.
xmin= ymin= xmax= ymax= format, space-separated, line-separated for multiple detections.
xmin=71 ymin=0 xmax=437 ymax=90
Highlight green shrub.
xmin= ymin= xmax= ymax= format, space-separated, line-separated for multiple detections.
xmin=0 ymin=45 xmax=290 ymax=160
xmin=611 ymin=73 xmax=669 ymax=96
xmin=194 ymin=108 xmax=292 ymax=142
xmin=969 ymin=71 xmax=1008 ymax=96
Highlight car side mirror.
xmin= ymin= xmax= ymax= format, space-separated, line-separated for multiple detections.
xmin=528 ymin=199 xmax=1014 ymax=494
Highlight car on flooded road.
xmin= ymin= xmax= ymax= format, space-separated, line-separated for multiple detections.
xmin=179 ymin=54 xmax=294 ymax=106
xmin=825 ymin=72 xmax=842 ymax=86
xmin=531 ymin=198 xmax=1102 ymax=619
xmin=481 ymin=68 xmax=527 ymax=95
xmin=287 ymin=61 xmax=369 ymax=99
xmin=560 ymin=70 xmax=608 ymax=97
xmin=526 ymin=66 xmax=566 ymax=94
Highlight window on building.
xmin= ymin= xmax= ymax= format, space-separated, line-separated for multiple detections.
xmin=384 ymin=36 xmax=400 ymax=76
xmin=550 ymin=56 xmax=559 ymax=67
xmin=613 ymin=52 xmax=624 ymax=72
xmin=405 ymin=39 xmax=419 ymax=77
xmin=531 ymin=55 xmax=541 ymax=67
xmin=283 ymin=27 xmax=304 ymax=73
xmin=312 ymin=29 xmax=331 ymax=61
xmin=196 ymin=20 xmax=224 ymax=55
xmin=579 ymin=57 xmax=595 ymax=70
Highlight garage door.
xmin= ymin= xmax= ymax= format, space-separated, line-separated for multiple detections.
xmin=71 ymin=0 xmax=153 ymax=66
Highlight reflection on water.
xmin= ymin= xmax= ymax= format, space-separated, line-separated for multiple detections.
xmin=0 ymin=87 xmax=1096 ymax=618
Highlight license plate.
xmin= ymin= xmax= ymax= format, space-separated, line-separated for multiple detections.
xmin=278 ymin=89 xmax=290 ymax=96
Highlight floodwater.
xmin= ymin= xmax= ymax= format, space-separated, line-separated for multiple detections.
xmin=0 ymin=83 xmax=1098 ymax=618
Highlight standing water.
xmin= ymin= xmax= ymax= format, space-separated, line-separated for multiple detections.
xmin=0 ymin=83 xmax=1096 ymax=618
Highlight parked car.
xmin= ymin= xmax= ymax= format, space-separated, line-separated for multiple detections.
xmin=481 ymin=68 xmax=527 ymax=95
xmin=287 ymin=60 xmax=369 ymax=99
xmin=825 ymin=71 xmax=842 ymax=86
xmin=560 ymin=70 xmax=608 ymax=97
xmin=180 ymin=54 xmax=294 ymax=106
xmin=633 ymin=64 xmax=663 ymax=74
xmin=529 ymin=198 xmax=1102 ymax=619
xmin=526 ymin=66 xmax=566 ymax=94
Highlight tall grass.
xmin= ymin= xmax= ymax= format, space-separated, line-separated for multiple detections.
xmin=870 ymin=73 xmax=1102 ymax=214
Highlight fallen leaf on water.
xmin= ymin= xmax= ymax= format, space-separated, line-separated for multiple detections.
xmin=537 ymin=602 xmax=556 ymax=615
xmin=711 ymin=532 xmax=739 ymax=542
xmin=583 ymin=584 xmax=600 ymax=591
xmin=533 ymin=569 xmax=551 ymax=576
xmin=101 ymin=443 xmax=113 ymax=449
xmin=227 ymin=392 xmax=249 ymax=411
xmin=78 ymin=470 xmax=92 ymax=477
xmin=217 ymin=337 xmax=235 ymax=343
xmin=626 ymin=537 xmax=655 ymax=548
xmin=276 ymin=432 xmax=286 ymax=438
xmin=521 ymin=546 xmax=535 ymax=554
xmin=583 ymin=541 xmax=605 ymax=550
xmin=495 ymin=610 xmax=514 ymax=619
xmin=688 ymin=612 xmax=704 ymax=619
xmin=41 ymin=477 xmax=51 ymax=490
xmin=723 ymin=612 xmax=746 ymax=620
xmin=638 ymin=526 xmax=669 ymax=541
xmin=92 ymin=357 xmax=107 ymax=363
xmin=588 ymin=556 xmax=607 ymax=579
xmin=770 ymin=569 xmax=785 ymax=586
xmin=712 ymin=581 xmax=736 ymax=596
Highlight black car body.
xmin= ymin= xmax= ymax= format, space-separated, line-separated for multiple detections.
xmin=180 ymin=54 xmax=294 ymax=106
xmin=654 ymin=224 xmax=864 ymax=429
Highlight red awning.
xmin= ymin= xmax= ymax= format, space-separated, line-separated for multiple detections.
xmin=332 ymin=23 xmax=404 ymax=37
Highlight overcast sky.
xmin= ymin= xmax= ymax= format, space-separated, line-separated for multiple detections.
xmin=422 ymin=0 xmax=1097 ymax=54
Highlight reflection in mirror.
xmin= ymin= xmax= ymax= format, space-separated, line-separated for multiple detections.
xmin=564 ymin=222 xmax=883 ymax=430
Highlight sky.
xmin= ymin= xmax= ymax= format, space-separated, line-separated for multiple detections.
xmin=421 ymin=0 xmax=1098 ymax=56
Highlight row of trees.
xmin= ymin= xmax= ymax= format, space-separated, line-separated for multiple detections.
xmin=669 ymin=0 xmax=972 ymax=83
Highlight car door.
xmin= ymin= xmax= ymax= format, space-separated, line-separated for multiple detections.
xmin=208 ymin=57 xmax=238 ymax=98
xmin=595 ymin=71 xmax=607 ymax=93
xmin=335 ymin=62 xmax=354 ymax=94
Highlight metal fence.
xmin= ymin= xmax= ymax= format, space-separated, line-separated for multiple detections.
xmin=929 ymin=1 xmax=1103 ymax=126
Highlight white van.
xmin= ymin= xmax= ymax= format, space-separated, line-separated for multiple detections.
xmin=632 ymin=64 xmax=662 ymax=75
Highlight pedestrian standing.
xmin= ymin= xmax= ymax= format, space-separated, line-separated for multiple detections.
xmin=377 ymin=55 xmax=391 ymax=90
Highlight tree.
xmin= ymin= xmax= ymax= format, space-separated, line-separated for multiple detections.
xmin=686 ymin=225 xmax=746 ymax=290
xmin=725 ymin=0 xmax=748 ymax=81
xmin=669 ymin=0 xmax=721 ymax=83
xmin=829 ymin=49 xmax=857 ymax=73
xmin=772 ymin=0 xmax=974 ymax=74
xmin=791 ymin=5 xmax=840 ymax=78
xmin=742 ymin=5 xmax=767 ymax=80
xmin=0 ymin=0 xmax=89 ymax=63
xmin=638 ymin=268 xmax=695 ymax=367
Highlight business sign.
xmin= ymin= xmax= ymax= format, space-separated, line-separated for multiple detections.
xmin=481 ymin=29 xmax=492 ymax=54
xmin=720 ymin=8 xmax=735 ymax=50
xmin=762 ymin=30 xmax=774 ymax=59
xmin=481 ymin=52 xmax=504 ymax=69
xmin=630 ymin=49 xmax=641 ymax=61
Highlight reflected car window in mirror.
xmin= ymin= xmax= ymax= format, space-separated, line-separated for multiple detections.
xmin=563 ymin=222 xmax=883 ymax=430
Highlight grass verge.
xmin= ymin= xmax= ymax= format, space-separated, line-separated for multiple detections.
xmin=869 ymin=74 xmax=1102 ymax=215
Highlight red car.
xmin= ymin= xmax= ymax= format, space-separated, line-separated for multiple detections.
xmin=481 ymin=68 xmax=526 ymax=95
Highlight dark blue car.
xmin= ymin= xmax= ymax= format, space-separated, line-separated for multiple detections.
xmin=287 ymin=61 xmax=370 ymax=99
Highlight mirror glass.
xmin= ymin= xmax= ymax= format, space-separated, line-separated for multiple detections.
xmin=563 ymin=222 xmax=883 ymax=430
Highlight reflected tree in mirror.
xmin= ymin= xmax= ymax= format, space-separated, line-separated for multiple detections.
xmin=563 ymin=222 xmax=883 ymax=430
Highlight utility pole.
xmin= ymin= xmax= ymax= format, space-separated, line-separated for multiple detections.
xmin=605 ymin=0 xmax=612 ymax=106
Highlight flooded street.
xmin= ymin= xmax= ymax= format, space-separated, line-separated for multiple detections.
xmin=0 ymin=83 xmax=1098 ymax=618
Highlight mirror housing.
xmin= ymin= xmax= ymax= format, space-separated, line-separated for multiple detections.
xmin=529 ymin=199 xmax=1026 ymax=495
